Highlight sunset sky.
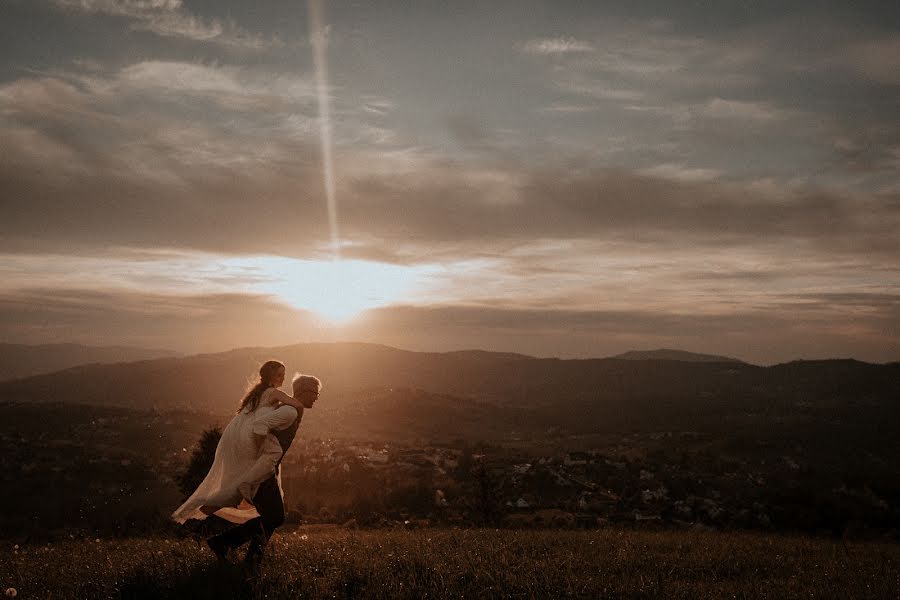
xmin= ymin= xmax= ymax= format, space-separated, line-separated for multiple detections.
xmin=1 ymin=0 xmax=898 ymax=364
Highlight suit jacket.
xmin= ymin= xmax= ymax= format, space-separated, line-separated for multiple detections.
xmin=272 ymin=409 xmax=302 ymax=473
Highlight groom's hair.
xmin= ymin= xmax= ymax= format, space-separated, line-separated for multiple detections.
xmin=292 ymin=373 xmax=322 ymax=395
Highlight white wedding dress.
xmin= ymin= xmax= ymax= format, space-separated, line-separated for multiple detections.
xmin=171 ymin=389 xmax=298 ymax=524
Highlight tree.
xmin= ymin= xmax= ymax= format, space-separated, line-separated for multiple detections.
xmin=455 ymin=447 xmax=474 ymax=480
xmin=472 ymin=464 xmax=501 ymax=526
xmin=176 ymin=426 xmax=222 ymax=500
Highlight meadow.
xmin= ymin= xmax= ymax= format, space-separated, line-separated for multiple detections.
xmin=2 ymin=528 xmax=898 ymax=599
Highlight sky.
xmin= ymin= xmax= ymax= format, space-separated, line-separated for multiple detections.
xmin=0 ymin=0 xmax=898 ymax=364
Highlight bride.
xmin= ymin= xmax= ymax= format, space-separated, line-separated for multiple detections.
xmin=171 ymin=360 xmax=315 ymax=524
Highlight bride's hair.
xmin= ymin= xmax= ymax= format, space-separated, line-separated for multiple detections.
xmin=238 ymin=360 xmax=284 ymax=414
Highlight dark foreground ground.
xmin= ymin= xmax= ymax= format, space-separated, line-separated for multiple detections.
xmin=2 ymin=528 xmax=898 ymax=599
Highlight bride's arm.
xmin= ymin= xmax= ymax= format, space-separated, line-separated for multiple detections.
xmin=253 ymin=403 xmax=299 ymax=435
xmin=267 ymin=388 xmax=307 ymax=410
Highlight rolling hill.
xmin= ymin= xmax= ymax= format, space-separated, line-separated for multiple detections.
xmin=611 ymin=349 xmax=743 ymax=363
xmin=0 ymin=343 xmax=180 ymax=381
xmin=0 ymin=342 xmax=897 ymax=440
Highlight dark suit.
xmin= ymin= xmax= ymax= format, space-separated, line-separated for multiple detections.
xmin=209 ymin=412 xmax=302 ymax=560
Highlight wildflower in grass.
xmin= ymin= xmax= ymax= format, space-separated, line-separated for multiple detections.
xmin=300 ymin=534 xmax=309 ymax=540
xmin=5 ymin=588 xmax=16 ymax=597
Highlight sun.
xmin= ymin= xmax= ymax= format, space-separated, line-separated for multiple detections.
xmin=234 ymin=256 xmax=436 ymax=322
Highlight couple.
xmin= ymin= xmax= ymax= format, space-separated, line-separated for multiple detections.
xmin=171 ymin=360 xmax=321 ymax=566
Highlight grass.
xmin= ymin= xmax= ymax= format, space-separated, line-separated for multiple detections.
xmin=2 ymin=528 xmax=899 ymax=599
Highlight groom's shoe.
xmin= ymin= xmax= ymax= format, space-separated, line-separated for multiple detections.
xmin=207 ymin=536 xmax=229 ymax=563
xmin=243 ymin=553 xmax=262 ymax=578
xmin=243 ymin=546 xmax=264 ymax=578
xmin=243 ymin=531 xmax=266 ymax=576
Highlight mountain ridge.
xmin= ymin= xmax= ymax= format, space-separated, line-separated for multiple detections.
xmin=0 ymin=342 xmax=181 ymax=381
xmin=1 ymin=342 xmax=896 ymax=442
xmin=611 ymin=348 xmax=744 ymax=364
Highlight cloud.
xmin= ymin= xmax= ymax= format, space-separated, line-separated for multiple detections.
xmin=830 ymin=127 xmax=900 ymax=174
xmin=117 ymin=61 xmax=244 ymax=95
xmin=0 ymin=69 xmax=327 ymax=251
xmin=519 ymin=37 xmax=595 ymax=55
xmin=537 ymin=103 xmax=597 ymax=114
xmin=0 ymin=156 xmax=329 ymax=255
xmin=0 ymin=287 xmax=323 ymax=353
xmin=558 ymin=82 xmax=645 ymax=102
xmin=622 ymin=103 xmax=692 ymax=124
xmin=523 ymin=17 xmax=900 ymax=179
xmin=0 ymin=76 xmax=91 ymax=115
xmin=134 ymin=11 xmax=226 ymax=42
xmin=572 ymin=22 xmax=759 ymax=87
xmin=339 ymin=167 xmax=900 ymax=261
xmin=350 ymin=124 xmax=398 ymax=147
xmin=50 ymin=0 xmax=273 ymax=48
xmin=52 ymin=0 xmax=183 ymax=16
xmin=531 ymin=17 xmax=879 ymax=114
xmin=2 ymin=76 xmax=898 ymax=264
xmin=786 ymin=292 xmax=900 ymax=310
xmin=0 ymin=66 xmax=320 ymax=178
xmin=0 ymin=77 xmax=130 ymax=173
xmin=840 ymin=36 xmax=900 ymax=85
xmin=1 ymin=286 xmax=895 ymax=364
xmin=697 ymin=97 xmax=785 ymax=122
xmin=361 ymin=97 xmax=394 ymax=116
xmin=111 ymin=61 xmax=317 ymax=111
xmin=637 ymin=163 xmax=722 ymax=182
xmin=0 ymin=66 xmax=896 ymax=336
xmin=446 ymin=113 xmax=492 ymax=146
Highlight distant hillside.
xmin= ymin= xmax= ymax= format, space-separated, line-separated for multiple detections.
xmin=0 ymin=342 xmax=897 ymax=440
xmin=0 ymin=343 xmax=537 ymax=414
xmin=0 ymin=343 xmax=181 ymax=381
xmin=612 ymin=349 xmax=744 ymax=363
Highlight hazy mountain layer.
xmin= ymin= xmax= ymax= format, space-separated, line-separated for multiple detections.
xmin=611 ymin=349 xmax=743 ymax=363
xmin=0 ymin=343 xmax=897 ymax=440
xmin=0 ymin=343 xmax=180 ymax=381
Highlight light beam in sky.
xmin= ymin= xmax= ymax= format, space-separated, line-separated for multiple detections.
xmin=308 ymin=0 xmax=340 ymax=259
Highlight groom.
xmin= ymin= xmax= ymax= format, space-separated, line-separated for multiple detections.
xmin=207 ymin=374 xmax=321 ymax=567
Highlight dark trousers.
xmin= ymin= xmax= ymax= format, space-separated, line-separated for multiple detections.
xmin=210 ymin=474 xmax=284 ymax=559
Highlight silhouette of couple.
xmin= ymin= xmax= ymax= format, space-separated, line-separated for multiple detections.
xmin=171 ymin=360 xmax=321 ymax=568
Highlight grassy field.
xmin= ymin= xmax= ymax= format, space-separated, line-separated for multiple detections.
xmin=2 ymin=528 xmax=898 ymax=599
